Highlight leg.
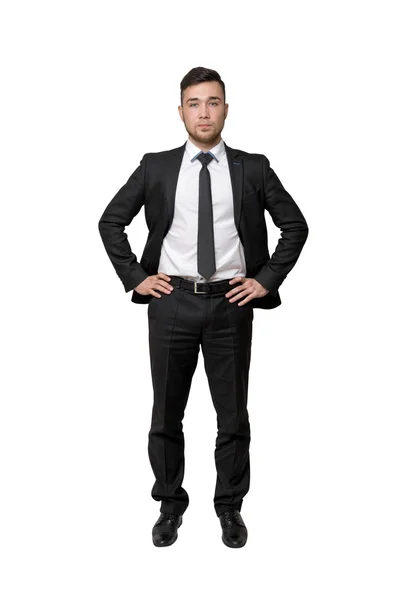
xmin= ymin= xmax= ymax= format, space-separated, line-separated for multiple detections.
xmin=147 ymin=285 xmax=201 ymax=515
xmin=201 ymin=292 xmax=254 ymax=517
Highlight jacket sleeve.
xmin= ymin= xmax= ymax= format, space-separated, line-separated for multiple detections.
xmin=253 ymin=155 xmax=309 ymax=296
xmin=98 ymin=154 xmax=150 ymax=293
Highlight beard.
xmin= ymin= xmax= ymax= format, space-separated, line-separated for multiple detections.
xmin=183 ymin=119 xmax=223 ymax=145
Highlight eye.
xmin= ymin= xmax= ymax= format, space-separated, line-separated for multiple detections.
xmin=189 ymin=102 xmax=218 ymax=107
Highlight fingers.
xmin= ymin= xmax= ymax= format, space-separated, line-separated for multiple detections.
xmin=237 ymin=294 xmax=255 ymax=306
xmin=151 ymin=273 xmax=174 ymax=298
xmin=226 ymin=278 xmax=258 ymax=304
xmin=156 ymin=274 xmax=174 ymax=292
xmin=226 ymin=277 xmax=247 ymax=298
xmin=228 ymin=291 xmax=254 ymax=305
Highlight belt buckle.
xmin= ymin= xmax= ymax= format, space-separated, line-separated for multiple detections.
xmin=194 ymin=281 xmax=206 ymax=294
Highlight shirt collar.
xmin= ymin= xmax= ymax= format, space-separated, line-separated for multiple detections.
xmin=186 ymin=137 xmax=225 ymax=163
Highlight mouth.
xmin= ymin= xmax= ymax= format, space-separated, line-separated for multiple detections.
xmin=198 ymin=124 xmax=211 ymax=128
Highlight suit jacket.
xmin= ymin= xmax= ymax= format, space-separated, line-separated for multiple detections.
xmin=98 ymin=141 xmax=309 ymax=310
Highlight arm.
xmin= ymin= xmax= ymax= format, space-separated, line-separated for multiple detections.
xmin=253 ymin=155 xmax=309 ymax=296
xmin=98 ymin=154 xmax=149 ymax=292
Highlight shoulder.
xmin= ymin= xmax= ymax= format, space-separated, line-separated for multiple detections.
xmin=142 ymin=143 xmax=186 ymax=161
xmin=224 ymin=143 xmax=270 ymax=167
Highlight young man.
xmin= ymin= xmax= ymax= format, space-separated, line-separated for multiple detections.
xmin=98 ymin=66 xmax=309 ymax=548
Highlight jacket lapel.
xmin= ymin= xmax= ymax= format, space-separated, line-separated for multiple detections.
xmin=165 ymin=143 xmax=186 ymax=231
xmin=165 ymin=140 xmax=243 ymax=235
xmin=224 ymin=142 xmax=243 ymax=234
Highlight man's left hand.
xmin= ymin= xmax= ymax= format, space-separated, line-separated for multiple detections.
xmin=225 ymin=277 xmax=269 ymax=306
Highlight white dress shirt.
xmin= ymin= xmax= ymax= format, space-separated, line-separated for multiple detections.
xmin=158 ymin=137 xmax=247 ymax=283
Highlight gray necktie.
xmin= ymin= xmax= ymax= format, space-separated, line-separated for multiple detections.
xmin=196 ymin=152 xmax=216 ymax=280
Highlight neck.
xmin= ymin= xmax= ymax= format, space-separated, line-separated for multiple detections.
xmin=189 ymin=133 xmax=221 ymax=152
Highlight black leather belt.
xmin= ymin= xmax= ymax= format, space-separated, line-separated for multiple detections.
xmin=169 ymin=275 xmax=240 ymax=294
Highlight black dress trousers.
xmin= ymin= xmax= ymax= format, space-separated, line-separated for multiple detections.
xmin=147 ymin=276 xmax=254 ymax=518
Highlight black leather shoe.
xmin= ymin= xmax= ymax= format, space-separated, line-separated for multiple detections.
xmin=152 ymin=512 xmax=183 ymax=547
xmin=219 ymin=509 xmax=248 ymax=548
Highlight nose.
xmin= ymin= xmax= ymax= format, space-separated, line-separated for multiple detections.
xmin=198 ymin=103 xmax=210 ymax=118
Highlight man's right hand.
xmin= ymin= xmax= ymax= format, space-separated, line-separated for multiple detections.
xmin=134 ymin=273 xmax=174 ymax=298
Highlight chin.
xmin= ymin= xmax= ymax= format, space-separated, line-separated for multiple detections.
xmin=195 ymin=129 xmax=216 ymax=138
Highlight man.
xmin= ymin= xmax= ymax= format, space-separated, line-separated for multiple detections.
xmin=98 ymin=66 xmax=309 ymax=548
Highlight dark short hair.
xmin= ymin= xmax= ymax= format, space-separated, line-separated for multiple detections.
xmin=180 ymin=67 xmax=226 ymax=106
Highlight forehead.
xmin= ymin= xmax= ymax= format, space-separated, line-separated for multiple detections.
xmin=183 ymin=80 xmax=223 ymax=100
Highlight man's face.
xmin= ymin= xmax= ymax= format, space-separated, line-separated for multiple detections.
xmin=178 ymin=81 xmax=228 ymax=147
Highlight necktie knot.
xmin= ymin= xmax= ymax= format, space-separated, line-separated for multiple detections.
xmin=196 ymin=152 xmax=214 ymax=167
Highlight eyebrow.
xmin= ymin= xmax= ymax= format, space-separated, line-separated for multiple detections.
xmin=186 ymin=96 xmax=222 ymax=103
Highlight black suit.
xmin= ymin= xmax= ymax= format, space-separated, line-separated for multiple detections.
xmin=99 ymin=141 xmax=309 ymax=517
xmin=98 ymin=141 xmax=309 ymax=310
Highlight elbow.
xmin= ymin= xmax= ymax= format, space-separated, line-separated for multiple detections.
xmin=301 ymin=224 xmax=309 ymax=244
xmin=98 ymin=216 xmax=109 ymax=240
xmin=98 ymin=213 xmax=109 ymax=232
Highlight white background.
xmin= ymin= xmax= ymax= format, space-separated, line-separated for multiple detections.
xmin=1 ymin=1 xmax=399 ymax=598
